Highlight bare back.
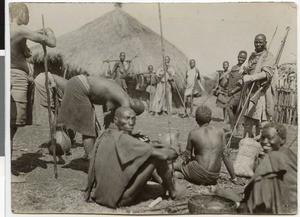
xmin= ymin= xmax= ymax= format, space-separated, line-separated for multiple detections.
xmin=87 ymin=76 xmax=130 ymax=107
xmin=10 ymin=24 xmax=30 ymax=73
xmin=189 ymin=124 xmax=224 ymax=173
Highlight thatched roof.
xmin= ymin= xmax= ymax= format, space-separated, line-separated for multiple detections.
xmin=29 ymin=7 xmax=189 ymax=81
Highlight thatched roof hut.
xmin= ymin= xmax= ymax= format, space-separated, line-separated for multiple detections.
xmin=29 ymin=6 xmax=189 ymax=83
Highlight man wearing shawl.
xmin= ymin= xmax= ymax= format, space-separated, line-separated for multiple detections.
xmin=144 ymin=65 xmax=157 ymax=115
xmin=238 ymin=34 xmax=276 ymax=138
xmin=10 ymin=2 xmax=56 ymax=182
xmin=211 ymin=123 xmax=297 ymax=214
xmin=183 ymin=59 xmax=202 ymax=117
xmin=85 ymin=107 xmax=178 ymax=208
xmin=152 ymin=56 xmax=176 ymax=116
xmin=213 ymin=61 xmax=230 ymax=122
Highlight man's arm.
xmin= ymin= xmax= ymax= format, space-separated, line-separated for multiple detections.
xmin=182 ymin=132 xmax=193 ymax=162
xmin=19 ymin=26 xmax=56 ymax=47
xmin=196 ymin=69 xmax=201 ymax=81
xmin=151 ymin=147 xmax=178 ymax=161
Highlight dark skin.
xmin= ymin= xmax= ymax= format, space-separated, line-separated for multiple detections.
xmin=254 ymin=34 xmax=267 ymax=53
xmin=208 ymin=126 xmax=286 ymax=207
xmin=114 ymin=107 xmax=178 ymax=205
xmin=227 ymin=52 xmax=247 ymax=131
xmin=183 ymin=59 xmax=200 ymax=116
xmin=87 ymin=76 xmax=130 ymax=108
xmin=260 ymin=127 xmax=285 ymax=153
xmin=82 ymin=76 xmax=131 ymax=157
xmin=10 ymin=3 xmax=56 ymax=183
xmin=175 ymin=114 xmax=238 ymax=183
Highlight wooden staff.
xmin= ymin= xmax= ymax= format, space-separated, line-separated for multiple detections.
xmin=158 ymin=3 xmax=175 ymax=176
xmin=42 ymin=15 xmax=58 ymax=178
xmin=226 ymin=26 xmax=278 ymax=147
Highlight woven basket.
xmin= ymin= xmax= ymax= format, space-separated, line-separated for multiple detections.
xmin=188 ymin=195 xmax=237 ymax=214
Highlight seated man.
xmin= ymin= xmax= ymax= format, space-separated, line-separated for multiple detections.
xmin=57 ymin=75 xmax=144 ymax=159
xmin=174 ymin=106 xmax=238 ymax=185
xmin=85 ymin=107 xmax=178 ymax=208
xmin=210 ymin=122 xmax=297 ymax=214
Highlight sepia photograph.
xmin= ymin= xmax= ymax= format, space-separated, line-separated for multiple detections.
xmin=7 ymin=1 xmax=297 ymax=215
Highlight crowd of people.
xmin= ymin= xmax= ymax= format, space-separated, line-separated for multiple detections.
xmin=10 ymin=2 xmax=297 ymax=214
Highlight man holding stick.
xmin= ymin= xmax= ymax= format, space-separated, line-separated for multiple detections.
xmin=225 ymin=50 xmax=247 ymax=135
xmin=109 ymin=52 xmax=132 ymax=92
xmin=10 ymin=2 xmax=56 ymax=182
xmin=238 ymin=34 xmax=275 ymax=138
xmin=153 ymin=56 xmax=175 ymax=116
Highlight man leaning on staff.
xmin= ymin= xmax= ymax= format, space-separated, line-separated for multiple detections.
xmin=10 ymin=2 xmax=56 ymax=183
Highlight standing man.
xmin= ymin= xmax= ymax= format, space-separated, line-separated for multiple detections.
xmin=153 ymin=56 xmax=175 ymax=116
xmin=183 ymin=59 xmax=201 ymax=117
xmin=226 ymin=51 xmax=248 ymax=135
xmin=214 ymin=61 xmax=230 ymax=122
xmin=145 ymin=65 xmax=157 ymax=115
xmin=10 ymin=3 xmax=56 ymax=182
xmin=110 ymin=52 xmax=132 ymax=92
xmin=239 ymin=34 xmax=275 ymax=138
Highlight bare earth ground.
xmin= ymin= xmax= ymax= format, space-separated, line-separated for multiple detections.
xmin=11 ymin=95 xmax=298 ymax=214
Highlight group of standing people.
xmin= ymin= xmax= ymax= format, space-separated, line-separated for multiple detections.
xmin=213 ymin=34 xmax=277 ymax=139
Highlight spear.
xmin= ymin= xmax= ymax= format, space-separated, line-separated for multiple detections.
xmin=42 ymin=15 xmax=58 ymax=178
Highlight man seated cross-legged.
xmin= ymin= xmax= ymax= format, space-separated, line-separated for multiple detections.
xmin=85 ymin=107 xmax=178 ymax=208
xmin=174 ymin=105 xmax=239 ymax=185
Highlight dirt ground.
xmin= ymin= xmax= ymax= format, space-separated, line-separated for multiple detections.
xmin=11 ymin=95 xmax=298 ymax=214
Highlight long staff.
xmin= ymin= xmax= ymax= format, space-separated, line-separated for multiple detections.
xmin=158 ymin=3 xmax=174 ymax=174
xmin=42 ymin=15 xmax=58 ymax=178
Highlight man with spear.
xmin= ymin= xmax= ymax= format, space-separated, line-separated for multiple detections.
xmin=238 ymin=34 xmax=276 ymax=138
xmin=10 ymin=2 xmax=56 ymax=182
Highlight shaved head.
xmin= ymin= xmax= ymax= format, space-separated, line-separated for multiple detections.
xmin=255 ymin=34 xmax=266 ymax=42
xmin=254 ymin=34 xmax=267 ymax=52
xmin=115 ymin=107 xmax=134 ymax=119
xmin=114 ymin=107 xmax=136 ymax=133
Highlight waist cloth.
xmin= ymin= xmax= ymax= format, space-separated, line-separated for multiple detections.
xmin=11 ymin=68 xmax=30 ymax=126
xmin=180 ymin=160 xmax=219 ymax=185
xmin=57 ymin=75 xmax=96 ymax=137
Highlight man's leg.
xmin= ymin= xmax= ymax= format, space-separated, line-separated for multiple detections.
xmin=226 ymin=107 xmax=235 ymax=131
xmin=243 ymin=116 xmax=254 ymax=138
xmin=254 ymin=119 xmax=263 ymax=137
xmin=82 ymin=135 xmax=95 ymax=159
xmin=119 ymin=158 xmax=176 ymax=207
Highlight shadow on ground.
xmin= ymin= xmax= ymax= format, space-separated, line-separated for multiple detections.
xmin=11 ymin=152 xmax=49 ymax=174
xmin=62 ymin=158 xmax=89 ymax=174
